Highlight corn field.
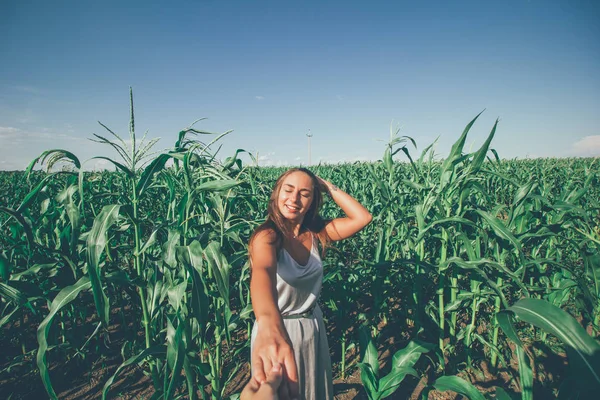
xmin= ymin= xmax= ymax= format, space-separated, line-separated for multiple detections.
xmin=1 ymin=92 xmax=599 ymax=399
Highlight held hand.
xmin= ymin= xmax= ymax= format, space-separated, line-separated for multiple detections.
xmin=241 ymin=363 xmax=284 ymax=400
xmin=252 ymin=319 xmax=299 ymax=400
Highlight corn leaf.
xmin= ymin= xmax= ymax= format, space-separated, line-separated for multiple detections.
xmin=37 ymin=276 xmax=92 ymax=400
xmin=431 ymin=375 xmax=485 ymax=400
xmin=86 ymin=204 xmax=121 ymax=327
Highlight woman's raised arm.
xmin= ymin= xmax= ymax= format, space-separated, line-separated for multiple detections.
xmin=318 ymin=177 xmax=373 ymax=241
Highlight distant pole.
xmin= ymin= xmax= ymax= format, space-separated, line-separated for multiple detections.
xmin=306 ymin=129 xmax=313 ymax=166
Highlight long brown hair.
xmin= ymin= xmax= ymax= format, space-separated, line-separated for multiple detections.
xmin=249 ymin=168 xmax=330 ymax=257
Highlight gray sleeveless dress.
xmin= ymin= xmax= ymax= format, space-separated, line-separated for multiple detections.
xmin=251 ymin=235 xmax=333 ymax=400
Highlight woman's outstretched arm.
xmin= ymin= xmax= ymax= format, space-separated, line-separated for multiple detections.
xmin=249 ymin=229 xmax=299 ymax=400
xmin=318 ymin=177 xmax=373 ymax=241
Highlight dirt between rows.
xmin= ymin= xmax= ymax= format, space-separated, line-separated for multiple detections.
xmin=0 ymin=305 xmax=566 ymax=399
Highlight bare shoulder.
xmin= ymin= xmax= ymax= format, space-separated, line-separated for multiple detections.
xmin=254 ymin=227 xmax=277 ymax=242
xmin=249 ymin=228 xmax=278 ymax=270
xmin=249 ymin=228 xmax=278 ymax=254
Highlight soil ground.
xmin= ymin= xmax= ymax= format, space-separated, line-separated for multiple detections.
xmin=0 ymin=304 xmax=567 ymax=399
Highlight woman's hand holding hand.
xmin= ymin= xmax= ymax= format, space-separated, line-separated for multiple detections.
xmin=252 ymin=317 xmax=299 ymax=400
xmin=241 ymin=363 xmax=284 ymax=400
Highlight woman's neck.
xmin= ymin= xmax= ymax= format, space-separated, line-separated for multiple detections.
xmin=283 ymin=220 xmax=303 ymax=238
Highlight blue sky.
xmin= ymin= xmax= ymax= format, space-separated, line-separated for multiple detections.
xmin=1 ymin=0 xmax=599 ymax=170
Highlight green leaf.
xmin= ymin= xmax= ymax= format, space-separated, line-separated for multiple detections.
xmin=517 ymin=346 xmax=533 ymax=400
xmin=147 ymin=279 xmax=164 ymax=318
xmin=475 ymin=209 xmax=522 ymax=252
xmin=440 ymin=257 xmax=511 ymax=308
xmin=167 ymin=281 xmax=187 ymax=312
xmin=359 ymin=325 xmax=379 ymax=377
xmin=383 ymin=146 xmax=394 ymax=176
xmin=440 ymin=111 xmax=483 ymax=188
xmin=432 ymin=375 xmax=486 ymax=400
xmin=391 ymin=340 xmax=435 ymax=372
xmin=494 ymin=387 xmax=515 ymax=400
xmin=25 ymin=149 xmax=81 ymax=175
xmin=196 ymin=179 xmax=241 ymax=192
xmin=0 ymin=207 xmax=34 ymax=248
xmin=162 ymin=230 xmax=181 ymax=268
xmin=0 ymin=252 xmax=11 ymax=281
xmin=0 ymin=306 xmax=20 ymax=328
xmin=89 ymin=156 xmax=134 ymax=177
xmin=165 ymin=315 xmax=186 ymax=399
xmin=16 ymin=173 xmax=54 ymax=213
xmin=37 ymin=276 xmax=92 ymax=400
xmin=135 ymin=229 xmax=159 ymax=257
xmin=584 ymin=253 xmax=600 ymax=297
xmin=512 ymin=180 xmax=537 ymax=208
xmin=86 ymin=204 xmax=120 ymax=327
xmin=222 ymin=149 xmax=247 ymax=170
xmin=496 ymin=311 xmax=525 ymax=347
xmin=204 ymin=241 xmax=231 ymax=308
xmin=176 ymin=241 xmax=209 ymax=331
xmin=0 ymin=282 xmax=28 ymax=305
xmin=358 ymin=362 xmax=379 ymax=400
xmin=378 ymin=366 xmax=418 ymax=398
xmin=137 ymin=153 xmax=172 ymax=197
xmin=102 ymin=346 xmax=166 ymax=400
xmin=468 ymin=118 xmax=498 ymax=174
xmin=504 ymin=298 xmax=600 ymax=389
xmin=56 ymin=184 xmax=81 ymax=255
xmin=416 ymin=217 xmax=477 ymax=243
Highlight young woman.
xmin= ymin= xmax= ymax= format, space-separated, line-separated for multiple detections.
xmin=248 ymin=168 xmax=372 ymax=400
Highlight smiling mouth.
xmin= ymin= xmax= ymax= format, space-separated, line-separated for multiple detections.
xmin=285 ymin=204 xmax=300 ymax=212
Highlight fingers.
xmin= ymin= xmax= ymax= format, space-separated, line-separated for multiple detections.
xmin=244 ymin=364 xmax=284 ymax=400
xmin=265 ymin=363 xmax=283 ymax=388
xmin=253 ymin=356 xmax=267 ymax=384
xmin=283 ymin=352 xmax=299 ymax=399
xmin=240 ymin=378 xmax=260 ymax=400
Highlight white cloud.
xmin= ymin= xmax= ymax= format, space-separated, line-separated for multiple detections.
xmin=91 ymin=158 xmax=109 ymax=169
xmin=257 ymin=152 xmax=275 ymax=161
xmin=0 ymin=126 xmax=82 ymax=144
xmin=336 ymin=95 xmax=344 ymax=100
xmin=255 ymin=151 xmax=277 ymax=166
xmin=0 ymin=126 xmax=93 ymax=171
xmin=571 ymin=135 xmax=600 ymax=157
xmin=255 ymin=96 xmax=265 ymax=100
xmin=0 ymin=126 xmax=19 ymax=138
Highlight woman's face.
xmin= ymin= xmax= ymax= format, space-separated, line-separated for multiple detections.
xmin=277 ymin=171 xmax=314 ymax=222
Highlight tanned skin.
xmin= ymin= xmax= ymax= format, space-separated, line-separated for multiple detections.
xmin=249 ymin=171 xmax=372 ymax=399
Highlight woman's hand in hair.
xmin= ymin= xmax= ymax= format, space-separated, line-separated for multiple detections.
xmin=315 ymin=176 xmax=334 ymax=194
xmin=315 ymin=177 xmax=373 ymax=241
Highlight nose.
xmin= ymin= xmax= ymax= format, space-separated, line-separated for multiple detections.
xmin=291 ymin=191 xmax=302 ymax=203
